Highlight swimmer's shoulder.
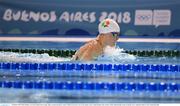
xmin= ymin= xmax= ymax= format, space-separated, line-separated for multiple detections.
xmin=78 ymin=39 xmax=100 ymax=52
xmin=87 ymin=39 xmax=99 ymax=45
xmin=77 ymin=40 xmax=94 ymax=52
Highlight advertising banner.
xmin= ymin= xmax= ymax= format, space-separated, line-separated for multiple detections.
xmin=0 ymin=0 xmax=180 ymax=37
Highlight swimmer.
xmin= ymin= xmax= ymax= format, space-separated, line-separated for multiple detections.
xmin=72 ymin=19 xmax=120 ymax=61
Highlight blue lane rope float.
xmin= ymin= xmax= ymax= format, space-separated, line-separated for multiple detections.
xmin=0 ymin=81 xmax=179 ymax=92
xmin=0 ymin=48 xmax=179 ymax=57
xmin=0 ymin=62 xmax=179 ymax=79
xmin=1 ymin=81 xmax=180 ymax=100
xmin=0 ymin=62 xmax=179 ymax=72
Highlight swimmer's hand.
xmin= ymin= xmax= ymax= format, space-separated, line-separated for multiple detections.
xmin=71 ymin=55 xmax=77 ymax=61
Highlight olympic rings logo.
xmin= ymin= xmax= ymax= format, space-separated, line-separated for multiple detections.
xmin=137 ymin=15 xmax=152 ymax=21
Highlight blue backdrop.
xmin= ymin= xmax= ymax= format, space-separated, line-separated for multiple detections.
xmin=0 ymin=0 xmax=180 ymax=38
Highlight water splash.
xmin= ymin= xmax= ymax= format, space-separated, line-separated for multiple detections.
xmin=97 ymin=46 xmax=136 ymax=62
xmin=0 ymin=49 xmax=178 ymax=64
xmin=0 ymin=47 xmax=136 ymax=63
xmin=0 ymin=52 xmax=70 ymax=63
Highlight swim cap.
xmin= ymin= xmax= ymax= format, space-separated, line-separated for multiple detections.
xmin=98 ymin=19 xmax=120 ymax=34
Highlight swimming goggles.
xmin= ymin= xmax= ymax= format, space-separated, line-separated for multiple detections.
xmin=111 ymin=32 xmax=119 ymax=37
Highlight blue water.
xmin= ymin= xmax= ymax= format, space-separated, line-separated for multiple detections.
xmin=0 ymin=48 xmax=179 ymax=64
xmin=0 ymin=41 xmax=180 ymax=103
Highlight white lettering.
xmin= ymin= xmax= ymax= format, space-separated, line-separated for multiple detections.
xmin=29 ymin=11 xmax=40 ymax=22
xmin=3 ymin=9 xmax=57 ymax=22
xmin=3 ymin=9 xmax=12 ymax=21
xmin=21 ymin=11 xmax=29 ymax=22
xmin=108 ymin=12 xmax=117 ymax=20
xmin=12 ymin=11 xmax=21 ymax=21
xmin=99 ymin=12 xmax=107 ymax=22
xmin=89 ymin=12 xmax=96 ymax=23
xmin=49 ymin=11 xmax=56 ymax=22
xmin=59 ymin=11 xmax=69 ymax=22
xmin=82 ymin=12 xmax=89 ymax=21
xmin=74 ymin=12 xmax=82 ymax=22
xmin=40 ymin=12 xmax=49 ymax=21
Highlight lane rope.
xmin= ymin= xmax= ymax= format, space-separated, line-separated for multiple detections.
xmin=0 ymin=62 xmax=179 ymax=72
xmin=0 ymin=48 xmax=180 ymax=57
xmin=0 ymin=63 xmax=179 ymax=79
xmin=0 ymin=81 xmax=179 ymax=92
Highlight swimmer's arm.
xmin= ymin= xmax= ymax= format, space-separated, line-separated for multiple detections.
xmin=71 ymin=43 xmax=91 ymax=60
xmin=71 ymin=47 xmax=88 ymax=60
xmin=71 ymin=52 xmax=92 ymax=61
xmin=79 ymin=49 xmax=94 ymax=61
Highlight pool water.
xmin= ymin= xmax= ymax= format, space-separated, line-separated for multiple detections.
xmin=0 ymin=46 xmax=179 ymax=64
xmin=0 ymin=41 xmax=180 ymax=103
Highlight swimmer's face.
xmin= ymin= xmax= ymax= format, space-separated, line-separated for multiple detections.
xmin=103 ymin=32 xmax=119 ymax=47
